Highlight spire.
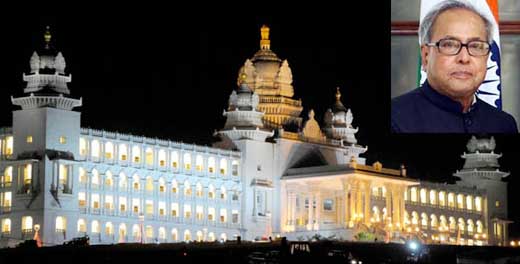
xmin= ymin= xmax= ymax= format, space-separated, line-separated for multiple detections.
xmin=44 ymin=26 xmax=52 ymax=50
xmin=260 ymin=25 xmax=270 ymax=50
xmin=334 ymin=87 xmax=347 ymax=112
xmin=335 ymin=87 xmax=341 ymax=101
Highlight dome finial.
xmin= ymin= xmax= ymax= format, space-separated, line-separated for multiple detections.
xmin=239 ymin=72 xmax=247 ymax=84
xmin=335 ymin=87 xmax=341 ymax=101
xmin=260 ymin=25 xmax=270 ymax=50
xmin=44 ymin=26 xmax=52 ymax=49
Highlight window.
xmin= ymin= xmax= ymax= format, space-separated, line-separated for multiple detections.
xmin=208 ymin=184 xmax=215 ymax=199
xmin=145 ymin=200 xmax=154 ymax=215
xmin=91 ymin=194 xmax=100 ymax=209
xmin=171 ymin=203 xmax=179 ymax=217
xmin=183 ymin=153 xmax=191 ymax=170
xmin=420 ymin=189 xmax=427 ymax=204
xmin=145 ymin=226 xmax=153 ymax=239
xmin=439 ymin=191 xmax=446 ymax=207
xmin=105 ymin=171 xmax=114 ymax=188
xmin=208 ymin=157 xmax=215 ymax=173
xmin=466 ymin=195 xmax=473 ymax=210
xmin=208 ymin=207 xmax=215 ymax=221
xmin=158 ymin=227 xmax=166 ymax=240
xmin=323 ymin=199 xmax=334 ymax=211
xmin=5 ymin=136 xmax=13 ymax=155
xmin=184 ymin=181 xmax=191 ymax=196
xmin=26 ymin=136 xmax=33 ymax=143
xmin=59 ymin=136 xmax=66 ymax=144
xmin=195 ymin=155 xmax=203 ymax=171
xmin=196 ymin=230 xmax=203 ymax=242
xmin=475 ymin=196 xmax=482 ymax=212
xmin=119 ymin=197 xmax=127 ymax=212
xmin=132 ymin=198 xmax=140 ymax=213
xmin=55 ymin=216 xmax=66 ymax=232
xmin=23 ymin=164 xmax=32 ymax=188
xmin=496 ymin=200 xmax=500 ymax=207
xmin=220 ymin=159 xmax=227 ymax=175
xmin=158 ymin=178 xmax=166 ymax=193
xmin=1 ymin=218 xmax=11 ymax=234
xmin=119 ymin=173 xmax=127 ymax=190
xmin=105 ymin=222 xmax=113 ymax=235
xmin=91 ymin=220 xmax=100 ymax=233
xmin=184 ymin=204 xmax=191 ymax=218
xmin=105 ymin=195 xmax=114 ymax=210
xmin=132 ymin=146 xmax=141 ymax=163
xmin=232 ymin=210 xmax=239 ymax=224
xmin=2 ymin=192 xmax=11 ymax=208
xmin=78 ymin=192 xmax=86 ymax=207
xmin=2 ymin=167 xmax=12 ymax=187
xmin=132 ymin=175 xmax=140 ymax=191
xmin=119 ymin=144 xmax=128 ymax=161
xmin=196 ymin=183 xmax=203 ymax=197
xmin=91 ymin=169 xmax=100 ymax=188
xmin=59 ymin=164 xmax=68 ymax=186
xmin=171 ymin=151 xmax=179 ymax=168
xmin=158 ymin=149 xmax=166 ymax=167
xmin=79 ymin=138 xmax=87 ymax=156
xmin=145 ymin=176 xmax=154 ymax=192
xmin=232 ymin=160 xmax=239 ymax=176
xmin=220 ymin=208 xmax=227 ymax=222
xmin=457 ymin=194 xmax=464 ymax=209
xmin=196 ymin=205 xmax=203 ymax=220
xmin=184 ymin=230 xmax=191 ymax=242
xmin=171 ymin=228 xmax=178 ymax=241
xmin=21 ymin=216 xmax=33 ymax=233
xmin=77 ymin=219 xmax=86 ymax=233
xmin=220 ymin=186 xmax=227 ymax=200
xmin=145 ymin=148 xmax=153 ymax=166
xmin=448 ymin=193 xmax=455 ymax=207
xmin=429 ymin=190 xmax=437 ymax=205
xmin=158 ymin=202 xmax=165 ymax=216
xmin=171 ymin=180 xmax=178 ymax=194
xmin=105 ymin=142 xmax=114 ymax=159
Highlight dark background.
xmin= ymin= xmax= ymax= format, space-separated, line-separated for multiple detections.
xmin=1 ymin=4 xmax=520 ymax=238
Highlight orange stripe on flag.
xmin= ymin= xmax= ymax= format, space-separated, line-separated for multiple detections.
xmin=486 ymin=0 xmax=500 ymax=22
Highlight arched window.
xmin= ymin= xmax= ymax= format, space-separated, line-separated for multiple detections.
xmin=467 ymin=219 xmax=475 ymax=234
xmin=171 ymin=151 xmax=179 ymax=168
xmin=158 ymin=150 xmax=166 ymax=167
xmin=430 ymin=214 xmax=438 ymax=229
xmin=196 ymin=205 xmax=203 ymax=220
xmin=79 ymin=138 xmax=87 ymax=156
xmin=145 ymin=176 xmax=154 ymax=192
xmin=119 ymin=173 xmax=127 ymax=190
xmin=195 ymin=155 xmax=203 ymax=171
xmin=208 ymin=207 xmax=215 ymax=221
xmin=158 ymin=177 xmax=166 ymax=193
xmin=55 ymin=216 xmax=66 ymax=232
xmin=118 ymin=223 xmax=127 ymax=243
xmin=208 ymin=184 xmax=215 ymax=199
xmin=105 ymin=142 xmax=114 ymax=159
xmin=91 ymin=140 xmax=100 ymax=158
xmin=21 ymin=216 xmax=33 ymax=232
xmin=449 ymin=217 xmax=456 ymax=231
xmin=208 ymin=232 xmax=215 ymax=242
xmin=171 ymin=228 xmax=178 ymax=241
xmin=145 ymin=225 xmax=153 ymax=239
xmin=91 ymin=194 xmax=100 ymax=209
xmin=132 ymin=174 xmax=140 ymax=191
xmin=184 ymin=230 xmax=191 ymax=242
xmin=196 ymin=182 xmax=203 ymax=197
xmin=208 ymin=157 xmax=215 ymax=173
xmin=220 ymin=208 xmax=227 ymax=223
xmin=403 ymin=211 xmax=409 ymax=225
xmin=171 ymin=203 xmax=179 ymax=217
xmin=184 ymin=181 xmax=191 ymax=196
xmin=91 ymin=220 xmax=100 ymax=233
xmin=220 ymin=186 xmax=227 ymax=200
xmin=421 ymin=213 xmax=428 ymax=227
xmin=171 ymin=179 xmax=178 ymax=194
xmin=132 ymin=146 xmax=141 ymax=163
xmin=105 ymin=171 xmax=113 ymax=188
xmin=196 ymin=230 xmax=203 ymax=242
xmin=119 ymin=144 xmax=128 ymax=161
xmin=438 ymin=191 xmax=446 ymax=206
xmin=439 ymin=215 xmax=447 ymax=230
xmin=412 ymin=211 xmax=419 ymax=225
xmin=475 ymin=196 xmax=482 ymax=212
xmin=231 ymin=160 xmax=239 ymax=176
xmin=5 ymin=136 xmax=12 ymax=155
xmin=183 ymin=153 xmax=191 ymax=170
xmin=91 ymin=169 xmax=100 ymax=188
xmin=184 ymin=204 xmax=192 ymax=218
xmin=458 ymin=218 xmax=465 ymax=233
xmin=1 ymin=218 xmax=11 ymax=233
xmin=220 ymin=158 xmax=227 ymax=175
xmin=105 ymin=222 xmax=113 ymax=235
xmin=132 ymin=224 xmax=141 ymax=241
xmin=220 ymin=233 xmax=227 ymax=242
xmin=457 ymin=194 xmax=464 ymax=209
xmin=476 ymin=220 xmax=483 ymax=233
xmin=429 ymin=190 xmax=437 ymax=205
xmin=466 ymin=195 xmax=473 ymax=210
xmin=3 ymin=167 xmax=12 ymax=185
xmin=448 ymin=193 xmax=455 ymax=207
xmin=372 ymin=206 xmax=380 ymax=222
xmin=158 ymin=227 xmax=166 ymax=240
xmin=79 ymin=167 xmax=87 ymax=184
xmin=77 ymin=219 xmax=87 ymax=233
xmin=420 ymin=189 xmax=427 ymax=204
xmin=145 ymin=148 xmax=154 ymax=166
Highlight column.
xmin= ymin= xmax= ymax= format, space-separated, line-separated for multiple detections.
xmin=315 ymin=192 xmax=321 ymax=230
xmin=350 ymin=182 xmax=356 ymax=224
xmin=307 ymin=194 xmax=313 ymax=230
xmin=343 ymin=181 xmax=349 ymax=225
xmin=399 ymin=186 xmax=406 ymax=228
xmin=291 ymin=192 xmax=296 ymax=228
xmin=385 ymin=184 xmax=392 ymax=224
xmin=364 ymin=182 xmax=371 ymax=225
xmin=356 ymin=182 xmax=362 ymax=221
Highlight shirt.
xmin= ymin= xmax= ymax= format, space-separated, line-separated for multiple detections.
xmin=391 ymin=81 xmax=518 ymax=133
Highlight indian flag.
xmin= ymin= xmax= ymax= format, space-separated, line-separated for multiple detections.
xmin=419 ymin=0 xmax=502 ymax=109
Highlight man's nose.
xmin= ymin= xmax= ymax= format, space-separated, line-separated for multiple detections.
xmin=456 ymin=46 xmax=471 ymax=64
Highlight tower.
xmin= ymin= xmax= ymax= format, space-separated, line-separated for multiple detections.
xmin=453 ymin=136 xmax=510 ymax=246
xmin=5 ymin=26 xmax=82 ymax=246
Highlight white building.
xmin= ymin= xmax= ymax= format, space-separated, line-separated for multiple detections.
xmin=0 ymin=26 xmax=510 ymax=247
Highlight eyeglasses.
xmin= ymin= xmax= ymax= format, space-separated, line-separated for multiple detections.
xmin=425 ymin=38 xmax=491 ymax=56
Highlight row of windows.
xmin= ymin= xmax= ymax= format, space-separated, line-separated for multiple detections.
xmin=78 ymin=170 xmax=239 ymax=200
xmin=80 ymin=138 xmax=239 ymax=175
xmin=372 ymin=186 xmax=483 ymax=212
xmin=370 ymin=206 xmax=485 ymax=235
xmin=1 ymin=216 xmax=232 ymax=242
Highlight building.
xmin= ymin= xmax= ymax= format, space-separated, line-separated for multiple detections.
xmin=0 ymin=26 xmax=510 ymax=247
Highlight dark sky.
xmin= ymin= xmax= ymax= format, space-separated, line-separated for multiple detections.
xmin=1 ymin=4 xmax=520 ymax=238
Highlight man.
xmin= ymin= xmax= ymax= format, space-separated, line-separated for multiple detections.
xmin=391 ymin=0 xmax=518 ymax=133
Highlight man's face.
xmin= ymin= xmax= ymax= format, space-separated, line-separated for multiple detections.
xmin=421 ymin=8 xmax=489 ymax=101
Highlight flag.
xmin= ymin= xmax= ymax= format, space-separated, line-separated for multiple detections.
xmin=419 ymin=0 xmax=502 ymax=109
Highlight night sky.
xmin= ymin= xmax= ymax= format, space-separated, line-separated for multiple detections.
xmin=2 ymin=4 xmax=520 ymax=238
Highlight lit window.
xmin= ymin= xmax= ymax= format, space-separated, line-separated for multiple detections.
xmin=5 ymin=136 xmax=13 ymax=155
xmin=183 ymin=153 xmax=191 ymax=170
xmin=208 ymin=157 xmax=215 ymax=173
xmin=26 ymin=136 xmax=33 ymax=143
xmin=105 ymin=142 xmax=114 ymax=159
xmin=145 ymin=148 xmax=153 ymax=166
xmin=171 ymin=152 xmax=179 ymax=168
xmin=119 ymin=144 xmax=128 ymax=161
xmin=1 ymin=218 xmax=11 ymax=233
xmin=79 ymin=138 xmax=87 ymax=156
xmin=196 ymin=155 xmax=203 ymax=171
xmin=77 ymin=219 xmax=86 ymax=233
xmin=495 ymin=201 xmax=500 ymax=207
xmin=55 ymin=216 xmax=66 ymax=232
xmin=145 ymin=200 xmax=153 ymax=215
xmin=448 ymin=193 xmax=455 ymax=207
xmin=158 ymin=202 xmax=165 ymax=216
xmin=91 ymin=140 xmax=100 ymax=158
xmin=158 ymin=150 xmax=166 ymax=167
xmin=208 ymin=207 xmax=215 ymax=221
xmin=475 ymin=197 xmax=482 ymax=212
xmin=232 ymin=160 xmax=239 ymax=176
xmin=91 ymin=220 xmax=100 ymax=233
xmin=184 ymin=204 xmax=191 ymax=218
xmin=429 ymin=190 xmax=437 ymax=205
xmin=132 ymin=146 xmax=141 ymax=163
xmin=457 ymin=194 xmax=464 ymax=209
xmin=105 ymin=222 xmax=113 ymax=235
xmin=91 ymin=194 xmax=100 ymax=209
xmin=59 ymin=136 xmax=66 ymax=144
xmin=220 ymin=208 xmax=227 ymax=222
xmin=171 ymin=203 xmax=178 ymax=217
xmin=220 ymin=159 xmax=227 ymax=175
xmin=21 ymin=216 xmax=33 ymax=232
xmin=420 ymin=189 xmax=427 ymax=204
xmin=196 ymin=205 xmax=203 ymax=220
xmin=78 ymin=192 xmax=86 ymax=207
xmin=466 ymin=195 xmax=473 ymax=210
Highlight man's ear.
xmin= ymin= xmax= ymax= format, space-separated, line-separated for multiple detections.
xmin=420 ymin=45 xmax=429 ymax=70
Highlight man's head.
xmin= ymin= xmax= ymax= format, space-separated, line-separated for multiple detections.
xmin=419 ymin=0 xmax=493 ymax=105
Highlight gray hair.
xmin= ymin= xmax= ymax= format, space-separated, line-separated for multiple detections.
xmin=419 ymin=0 xmax=493 ymax=45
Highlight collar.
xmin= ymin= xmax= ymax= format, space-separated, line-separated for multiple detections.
xmin=420 ymin=81 xmax=478 ymax=114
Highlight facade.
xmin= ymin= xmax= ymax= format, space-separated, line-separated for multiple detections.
xmin=0 ymin=26 xmax=510 ymax=247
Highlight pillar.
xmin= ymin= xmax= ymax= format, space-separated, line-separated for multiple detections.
xmin=307 ymin=194 xmax=313 ymax=230
xmin=364 ymin=182 xmax=371 ymax=225
xmin=315 ymin=192 xmax=321 ymax=230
